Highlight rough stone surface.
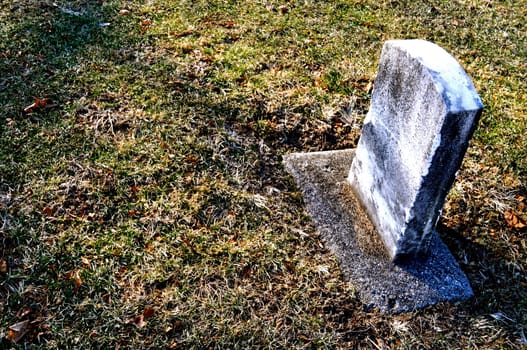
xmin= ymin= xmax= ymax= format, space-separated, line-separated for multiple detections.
xmin=348 ymin=40 xmax=483 ymax=261
xmin=284 ymin=150 xmax=473 ymax=313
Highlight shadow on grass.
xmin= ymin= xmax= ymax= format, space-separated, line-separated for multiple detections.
xmin=0 ymin=1 xmax=132 ymax=184
xmin=439 ymin=223 xmax=527 ymax=335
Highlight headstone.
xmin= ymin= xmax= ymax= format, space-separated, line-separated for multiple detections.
xmin=284 ymin=39 xmax=482 ymax=312
xmin=348 ymin=39 xmax=483 ymax=261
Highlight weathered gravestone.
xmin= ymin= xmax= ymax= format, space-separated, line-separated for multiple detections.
xmin=284 ymin=39 xmax=483 ymax=313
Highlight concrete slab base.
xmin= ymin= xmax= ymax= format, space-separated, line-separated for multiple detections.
xmin=284 ymin=149 xmax=473 ymax=313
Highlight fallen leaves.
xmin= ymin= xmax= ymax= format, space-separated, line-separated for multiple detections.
xmin=17 ymin=307 xmax=33 ymax=319
xmin=23 ymin=98 xmax=50 ymax=113
xmin=0 ymin=258 xmax=7 ymax=273
xmin=140 ymin=19 xmax=152 ymax=34
xmin=504 ymin=210 xmax=527 ymax=230
xmin=143 ymin=307 xmax=156 ymax=318
xmin=81 ymin=256 xmax=91 ymax=268
xmin=65 ymin=269 xmax=83 ymax=294
xmin=7 ymin=320 xmax=30 ymax=343
xmin=265 ymin=3 xmax=290 ymax=14
xmin=129 ymin=307 xmax=156 ymax=328
xmin=6 ymin=316 xmax=47 ymax=344
xmin=217 ymin=20 xmax=236 ymax=28
xmin=141 ymin=19 xmax=152 ymax=27
xmin=169 ymin=29 xmax=195 ymax=38
xmin=278 ymin=5 xmax=290 ymax=14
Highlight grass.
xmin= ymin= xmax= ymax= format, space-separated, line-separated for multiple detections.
xmin=1 ymin=0 xmax=526 ymax=348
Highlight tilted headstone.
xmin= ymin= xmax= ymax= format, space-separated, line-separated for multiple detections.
xmin=348 ymin=39 xmax=483 ymax=261
xmin=284 ymin=39 xmax=482 ymax=312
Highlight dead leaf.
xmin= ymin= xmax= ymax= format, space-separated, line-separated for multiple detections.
xmin=17 ymin=307 xmax=32 ymax=319
xmin=279 ymin=5 xmax=289 ymax=14
xmin=241 ymin=265 xmax=253 ymax=277
xmin=181 ymin=44 xmax=194 ymax=54
xmin=23 ymin=98 xmax=49 ymax=113
xmin=129 ymin=314 xmax=145 ymax=328
xmin=298 ymin=334 xmax=310 ymax=341
xmin=504 ymin=210 xmax=527 ymax=229
xmin=169 ymin=29 xmax=194 ymax=38
xmin=42 ymin=206 xmax=54 ymax=216
xmin=128 ymin=209 xmax=140 ymax=217
xmin=218 ymin=20 xmax=235 ymax=28
xmin=140 ymin=19 xmax=152 ymax=34
xmin=143 ymin=307 xmax=156 ymax=319
xmin=0 ymin=258 xmax=7 ymax=273
xmin=183 ymin=172 xmax=194 ymax=185
xmin=7 ymin=320 xmax=30 ymax=343
xmin=65 ymin=269 xmax=83 ymax=293
xmin=186 ymin=155 xmax=198 ymax=164
xmin=120 ymin=9 xmax=131 ymax=15
xmin=365 ymin=81 xmax=374 ymax=93
xmin=173 ymin=320 xmax=184 ymax=330
xmin=81 ymin=256 xmax=91 ymax=267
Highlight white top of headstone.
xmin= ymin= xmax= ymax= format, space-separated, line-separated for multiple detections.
xmin=389 ymin=39 xmax=482 ymax=113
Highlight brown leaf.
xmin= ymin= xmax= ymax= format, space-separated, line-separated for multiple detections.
xmin=0 ymin=258 xmax=7 ymax=273
xmin=65 ymin=269 xmax=83 ymax=293
xmin=241 ymin=265 xmax=253 ymax=277
xmin=169 ymin=29 xmax=194 ymax=38
xmin=180 ymin=44 xmax=194 ymax=54
xmin=173 ymin=320 xmax=184 ymax=330
xmin=140 ymin=19 xmax=152 ymax=34
xmin=186 ymin=155 xmax=198 ymax=164
xmin=23 ymin=98 xmax=49 ymax=113
xmin=129 ymin=314 xmax=145 ymax=328
xmin=298 ymin=334 xmax=310 ymax=341
xmin=81 ymin=256 xmax=91 ymax=267
xmin=7 ymin=320 xmax=30 ymax=343
xmin=504 ymin=210 xmax=527 ymax=229
xmin=17 ymin=307 xmax=32 ymax=319
xmin=36 ymin=98 xmax=48 ymax=107
xmin=42 ymin=206 xmax=54 ymax=216
xmin=143 ymin=307 xmax=156 ymax=319
xmin=279 ymin=5 xmax=289 ymax=14
xmin=183 ymin=172 xmax=194 ymax=185
xmin=218 ymin=20 xmax=235 ymax=28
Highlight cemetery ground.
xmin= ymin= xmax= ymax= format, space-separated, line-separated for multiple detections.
xmin=0 ymin=0 xmax=525 ymax=348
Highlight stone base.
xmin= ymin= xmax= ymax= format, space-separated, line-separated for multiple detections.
xmin=284 ymin=149 xmax=473 ymax=313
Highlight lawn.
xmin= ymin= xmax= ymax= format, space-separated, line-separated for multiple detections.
xmin=0 ymin=0 xmax=526 ymax=348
